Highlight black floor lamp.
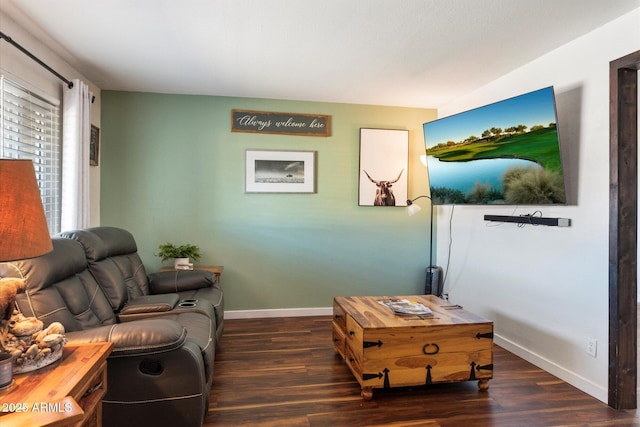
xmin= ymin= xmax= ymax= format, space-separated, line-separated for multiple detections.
xmin=407 ymin=195 xmax=443 ymax=296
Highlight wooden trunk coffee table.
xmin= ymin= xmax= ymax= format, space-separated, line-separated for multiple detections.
xmin=332 ymin=295 xmax=493 ymax=400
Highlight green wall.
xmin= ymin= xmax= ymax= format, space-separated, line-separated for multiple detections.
xmin=101 ymin=92 xmax=436 ymax=311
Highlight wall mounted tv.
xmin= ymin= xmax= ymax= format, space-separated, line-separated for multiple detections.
xmin=424 ymin=86 xmax=566 ymax=205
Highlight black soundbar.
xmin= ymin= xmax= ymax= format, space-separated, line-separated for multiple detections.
xmin=483 ymin=214 xmax=571 ymax=227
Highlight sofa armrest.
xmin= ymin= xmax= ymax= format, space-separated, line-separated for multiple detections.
xmin=119 ymin=294 xmax=180 ymax=315
xmin=148 ymin=270 xmax=215 ymax=294
xmin=65 ymin=319 xmax=186 ymax=356
xmin=67 ymin=320 xmax=209 ymax=427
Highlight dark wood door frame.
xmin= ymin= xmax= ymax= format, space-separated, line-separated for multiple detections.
xmin=609 ymin=49 xmax=640 ymax=410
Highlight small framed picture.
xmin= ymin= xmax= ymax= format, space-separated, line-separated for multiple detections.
xmin=90 ymin=125 xmax=100 ymax=166
xmin=245 ymin=150 xmax=317 ymax=193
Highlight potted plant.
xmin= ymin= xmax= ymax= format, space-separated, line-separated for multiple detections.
xmin=156 ymin=242 xmax=202 ymax=269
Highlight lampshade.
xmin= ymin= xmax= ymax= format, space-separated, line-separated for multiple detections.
xmin=407 ymin=203 xmax=422 ymax=216
xmin=0 ymin=159 xmax=53 ymax=261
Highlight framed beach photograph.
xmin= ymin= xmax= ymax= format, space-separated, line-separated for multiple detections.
xmin=245 ymin=150 xmax=317 ymax=193
xmin=358 ymin=128 xmax=409 ymax=206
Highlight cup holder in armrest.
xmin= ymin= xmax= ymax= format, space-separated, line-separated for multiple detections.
xmin=178 ymin=302 xmax=197 ymax=308
xmin=181 ymin=299 xmax=198 ymax=303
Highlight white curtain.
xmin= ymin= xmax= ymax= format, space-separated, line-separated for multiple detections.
xmin=61 ymin=79 xmax=92 ymax=231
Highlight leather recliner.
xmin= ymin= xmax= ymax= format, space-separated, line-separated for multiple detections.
xmin=59 ymin=226 xmax=224 ymax=344
xmin=0 ymin=238 xmax=216 ymax=427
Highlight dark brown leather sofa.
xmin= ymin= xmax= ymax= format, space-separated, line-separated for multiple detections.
xmin=59 ymin=226 xmax=224 ymax=344
xmin=0 ymin=230 xmax=224 ymax=427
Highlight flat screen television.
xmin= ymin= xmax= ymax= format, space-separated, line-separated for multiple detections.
xmin=423 ymin=86 xmax=566 ymax=205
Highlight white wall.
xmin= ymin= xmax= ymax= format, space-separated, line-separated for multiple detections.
xmin=0 ymin=4 xmax=102 ymax=226
xmin=436 ymin=8 xmax=640 ymax=402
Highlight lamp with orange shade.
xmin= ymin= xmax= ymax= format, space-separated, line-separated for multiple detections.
xmin=0 ymin=159 xmax=53 ymax=261
xmin=0 ymin=159 xmax=55 ymax=388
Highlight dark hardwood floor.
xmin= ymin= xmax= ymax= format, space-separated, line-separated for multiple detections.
xmin=205 ymin=316 xmax=639 ymax=426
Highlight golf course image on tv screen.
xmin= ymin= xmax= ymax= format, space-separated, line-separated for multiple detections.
xmin=424 ymin=86 xmax=566 ymax=205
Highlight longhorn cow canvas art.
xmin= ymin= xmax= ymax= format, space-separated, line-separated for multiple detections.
xmin=358 ymin=128 xmax=409 ymax=207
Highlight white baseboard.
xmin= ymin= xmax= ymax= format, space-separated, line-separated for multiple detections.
xmin=494 ymin=334 xmax=608 ymax=403
xmin=224 ymin=307 xmax=333 ymax=319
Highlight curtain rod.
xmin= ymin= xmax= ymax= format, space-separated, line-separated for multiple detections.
xmin=0 ymin=31 xmax=74 ymax=89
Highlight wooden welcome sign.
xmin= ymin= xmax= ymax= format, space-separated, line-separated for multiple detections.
xmin=231 ymin=109 xmax=330 ymax=137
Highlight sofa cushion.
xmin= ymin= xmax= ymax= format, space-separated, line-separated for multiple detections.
xmin=2 ymin=237 xmax=86 ymax=292
xmin=67 ymin=227 xmax=139 ymax=260
xmin=1 ymin=238 xmax=118 ymax=331
xmin=60 ymin=228 xmax=150 ymax=309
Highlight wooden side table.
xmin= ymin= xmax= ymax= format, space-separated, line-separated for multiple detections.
xmin=0 ymin=342 xmax=113 ymax=427
xmin=159 ymin=265 xmax=224 ymax=282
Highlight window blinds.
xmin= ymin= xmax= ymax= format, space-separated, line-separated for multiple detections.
xmin=1 ymin=76 xmax=61 ymax=234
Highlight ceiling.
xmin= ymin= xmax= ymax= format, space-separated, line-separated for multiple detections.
xmin=2 ymin=0 xmax=639 ymax=108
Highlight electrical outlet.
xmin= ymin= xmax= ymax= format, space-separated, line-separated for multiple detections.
xmin=587 ymin=338 xmax=597 ymax=357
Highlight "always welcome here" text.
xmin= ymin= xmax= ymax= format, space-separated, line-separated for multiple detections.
xmin=231 ymin=110 xmax=330 ymax=136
